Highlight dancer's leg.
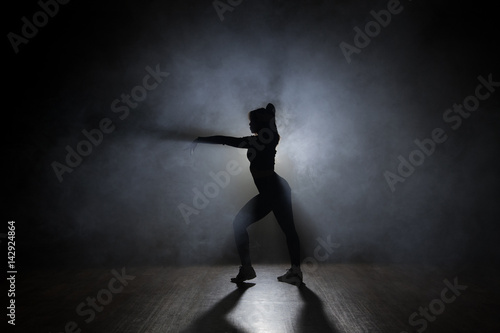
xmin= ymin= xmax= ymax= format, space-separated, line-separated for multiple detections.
xmin=272 ymin=179 xmax=301 ymax=267
xmin=233 ymin=194 xmax=272 ymax=266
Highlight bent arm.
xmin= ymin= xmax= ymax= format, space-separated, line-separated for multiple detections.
xmin=196 ymin=136 xmax=249 ymax=148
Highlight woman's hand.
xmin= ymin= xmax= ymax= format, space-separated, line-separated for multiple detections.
xmin=186 ymin=138 xmax=199 ymax=155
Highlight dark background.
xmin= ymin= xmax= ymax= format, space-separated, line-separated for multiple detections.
xmin=4 ymin=0 xmax=499 ymax=270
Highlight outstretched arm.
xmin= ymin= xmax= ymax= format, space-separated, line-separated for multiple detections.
xmin=195 ymin=136 xmax=249 ymax=148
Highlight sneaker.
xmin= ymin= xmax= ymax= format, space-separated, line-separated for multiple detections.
xmin=231 ymin=265 xmax=256 ymax=283
xmin=277 ymin=266 xmax=303 ymax=286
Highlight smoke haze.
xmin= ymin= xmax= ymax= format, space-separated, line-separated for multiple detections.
xmin=6 ymin=0 xmax=499 ymax=268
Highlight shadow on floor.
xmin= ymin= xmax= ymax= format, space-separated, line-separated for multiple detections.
xmin=298 ymin=285 xmax=339 ymax=333
xmin=181 ymin=282 xmax=255 ymax=333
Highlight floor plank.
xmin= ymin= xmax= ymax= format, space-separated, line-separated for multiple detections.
xmin=13 ymin=264 xmax=500 ymax=332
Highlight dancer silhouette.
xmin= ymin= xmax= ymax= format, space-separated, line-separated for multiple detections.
xmin=192 ymin=103 xmax=302 ymax=285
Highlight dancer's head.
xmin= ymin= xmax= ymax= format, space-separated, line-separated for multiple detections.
xmin=249 ymin=103 xmax=277 ymax=135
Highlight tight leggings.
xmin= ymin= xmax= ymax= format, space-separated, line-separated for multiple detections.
xmin=233 ymin=172 xmax=301 ymax=267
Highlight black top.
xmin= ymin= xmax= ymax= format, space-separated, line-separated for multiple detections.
xmin=196 ymin=134 xmax=279 ymax=172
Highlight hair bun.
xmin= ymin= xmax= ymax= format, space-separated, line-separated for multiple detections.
xmin=266 ymin=103 xmax=276 ymax=116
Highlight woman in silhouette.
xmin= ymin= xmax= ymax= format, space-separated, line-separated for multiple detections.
xmin=192 ymin=103 xmax=302 ymax=285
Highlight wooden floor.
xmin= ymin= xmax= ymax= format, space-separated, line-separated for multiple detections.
xmin=14 ymin=264 xmax=499 ymax=333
